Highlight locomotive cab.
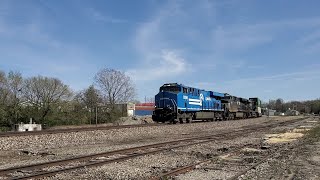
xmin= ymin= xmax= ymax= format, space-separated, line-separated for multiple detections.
xmin=153 ymin=83 xmax=181 ymax=123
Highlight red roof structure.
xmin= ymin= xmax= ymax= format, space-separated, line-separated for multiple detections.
xmin=135 ymin=103 xmax=155 ymax=110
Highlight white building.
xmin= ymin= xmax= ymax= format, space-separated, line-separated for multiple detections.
xmin=15 ymin=119 xmax=42 ymax=132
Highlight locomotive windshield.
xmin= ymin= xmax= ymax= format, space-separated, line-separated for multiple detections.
xmin=160 ymin=86 xmax=181 ymax=93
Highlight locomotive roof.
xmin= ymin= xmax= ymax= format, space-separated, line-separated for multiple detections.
xmin=160 ymin=83 xmax=260 ymax=101
xmin=162 ymin=83 xmax=224 ymax=97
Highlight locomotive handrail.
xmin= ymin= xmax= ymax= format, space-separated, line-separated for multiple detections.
xmin=170 ymin=99 xmax=178 ymax=113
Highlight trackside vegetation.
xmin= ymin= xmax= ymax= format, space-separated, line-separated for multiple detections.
xmin=0 ymin=68 xmax=135 ymax=131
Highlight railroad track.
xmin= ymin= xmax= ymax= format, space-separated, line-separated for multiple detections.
xmin=0 ymin=118 xmax=252 ymax=137
xmin=0 ymin=116 xmax=282 ymax=137
xmin=150 ymin=142 xmax=269 ymax=180
xmin=0 ymin=117 xmax=309 ymax=180
xmin=0 ymin=123 xmax=165 ymax=137
xmin=227 ymin=117 xmax=319 ymax=180
xmin=150 ymin=117 xmax=312 ymax=180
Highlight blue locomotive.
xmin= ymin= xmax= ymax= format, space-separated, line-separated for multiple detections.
xmin=152 ymin=83 xmax=225 ymax=123
xmin=152 ymin=83 xmax=262 ymax=123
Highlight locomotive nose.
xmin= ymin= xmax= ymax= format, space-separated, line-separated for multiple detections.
xmin=153 ymin=91 xmax=178 ymax=123
xmin=155 ymin=92 xmax=177 ymax=109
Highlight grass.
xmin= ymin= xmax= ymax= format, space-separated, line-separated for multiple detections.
xmin=305 ymin=123 xmax=320 ymax=141
xmin=0 ymin=126 xmax=10 ymax=132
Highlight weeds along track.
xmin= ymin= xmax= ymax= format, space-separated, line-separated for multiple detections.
xmin=0 ymin=117 xmax=308 ymax=180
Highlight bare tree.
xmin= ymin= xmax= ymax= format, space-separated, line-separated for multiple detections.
xmin=94 ymin=68 xmax=135 ymax=106
xmin=22 ymin=76 xmax=72 ymax=122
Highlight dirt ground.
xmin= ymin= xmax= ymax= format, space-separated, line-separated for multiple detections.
xmin=47 ymin=115 xmax=153 ymax=130
xmin=239 ymin=118 xmax=320 ymax=180
xmin=172 ymin=116 xmax=320 ymax=180
xmin=0 ymin=116 xmax=319 ymax=179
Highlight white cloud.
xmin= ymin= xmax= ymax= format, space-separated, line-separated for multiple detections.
xmin=128 ymin=1 xmax=320 ymax=87
xmin=225 ymin=70 xmax=320 ymax=83
xmin=0 ymin=20 xmax=89 ymax=66
xmin=212 ymin=26 xmax=273 ymax=54
xmin=130 ymin=0 xmax=217 ymax=83
xmin=2 ymin=0 xmax=320 ymax=101
xmin=87 ymin=8 xmax=127 ymax=24
xmin=298 ymin=30 xmax=320 ymax=44
xmin=211 ymin=16 xmax=320 ymax=56
xmin=128 ymin=1 xmax=320 ymax=101
xmin=133 ymin=19 xmax=162 ymax=60
xmin=195 ymin=70 xmax=320 ymax=101
xmin=0 ymin=7 xmax=98 ymax=91
xmin=303 ymin=41 xmax=320 ymax=54
xmin=129 ymin=1 xmax=191 ymax=82
xmin=296 ymin=30 xmax=320 ymax=54
xmin=127 ymin=50 xmax=189 ymax=81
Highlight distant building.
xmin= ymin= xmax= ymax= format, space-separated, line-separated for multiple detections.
xmin=267 ymin=109 xmax=276 ymax=116
xmin=134 ymin=103 xmax=155 ymax=116
xmin=107 ymin=103 xmax=135 ymax=117
xmin=14 ymin=119 xmax=42 ymax=132
xmin=98 ymin=103 xmax=154 ymax=117
xmin=286 ymin=110 xmax=300 ymax=116
xmin=127 ymin=103 xmax=135 ymax=116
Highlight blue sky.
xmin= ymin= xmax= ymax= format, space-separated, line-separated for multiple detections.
xmin=0 ymin=0 xmax=320 ymax=102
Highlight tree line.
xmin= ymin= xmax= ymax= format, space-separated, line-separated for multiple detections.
xmin=0 ymin=68 xmax=135 ymax=131
xmin=264 ymin=98 xmax=320 ymax=114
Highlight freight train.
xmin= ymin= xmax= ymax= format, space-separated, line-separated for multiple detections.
xmin=152 ymin=83 xmax=262 ymax=123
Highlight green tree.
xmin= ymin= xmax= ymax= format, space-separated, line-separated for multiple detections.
xmin=0 ymin=71 xmax=24 ymax=127
xmin=6 ymin=71 xmax=23 ymax=124
xmin=0 ymin=71 xmax=7 ymax=124
xmin=75 ymin=85 xmax=101 ymax=124
xmin=275 ymin=98 xmax=285 ymax=112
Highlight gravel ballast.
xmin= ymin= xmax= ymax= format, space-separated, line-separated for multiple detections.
xmin=0 ymin=116 xmax=311 ymax=179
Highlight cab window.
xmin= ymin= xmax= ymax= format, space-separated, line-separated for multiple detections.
xmin=160 ymin=86 xmax=181 ymax=93
xmin=183 ymin=87 xmax=188 ymax=93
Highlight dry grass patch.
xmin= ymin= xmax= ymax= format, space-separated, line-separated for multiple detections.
xmin=265 ymin=132 xmax=304 ymax=144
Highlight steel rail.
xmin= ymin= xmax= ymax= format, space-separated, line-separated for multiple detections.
xmin=150 ymin=117 xmax=310 ymax=179
xmin=0 ymin=123 xmax=166 ymax=137
xmin=228 ymin=117 xmax=316 ymax=180
xmin=0 ymin=116 xmax=279 ymax=137
xmin=0 ymin=117 xmax=308 ymax=180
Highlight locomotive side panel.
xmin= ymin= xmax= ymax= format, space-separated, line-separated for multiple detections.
xmin=152 ymin=83 xmax=262 ymax=123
